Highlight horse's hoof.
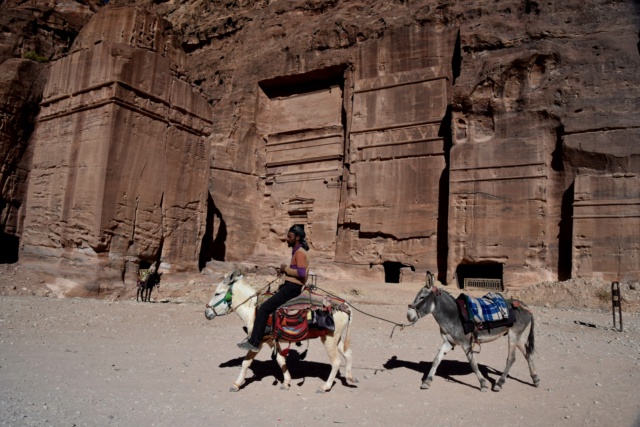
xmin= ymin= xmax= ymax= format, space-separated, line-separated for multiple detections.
xmin=533 ymin=376 xmax=541 ymax=387
xmin=280 ymin=384 xmax=290 ymax=391
xmin=480 ymin=386 xmax=489 ymax=392
xmin=316 ymin=387 xmax=326 ymax=394
xmin=420 ymin=382 xmax=431 ymax=390
xmin=493 ymin=385 xmax=502 ymax=392
xmin=349 ymin=377 xmax=360 ymax=384
xmin=229 ymin=386 xmax=240 ymax=392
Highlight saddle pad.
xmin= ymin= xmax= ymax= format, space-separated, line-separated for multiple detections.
xmin=282 ymin=292 xmax=331 ymax=310
xmin=456 ymin=294 xmax=515 ymax=335
xmin=465 ymin=292 xmax=510 ymax=323
xmin=279 ymin=290 xmax=349 ymax=313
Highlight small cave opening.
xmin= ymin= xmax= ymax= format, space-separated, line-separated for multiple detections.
xmin=383 ymin=261 xmax=414 ymax=284
xmin=0 ymin=233 xmax=19 ymax=264
xmin=258 ymin=64 xmax=346 ymax=99
xmin=139 ymin=260 xmax=152 ymax=270
xmin=456 ymin=263 xmax=504 ymax=291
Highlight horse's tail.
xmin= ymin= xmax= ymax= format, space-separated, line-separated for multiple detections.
xmin=525 ymin=314 xmax=535 ymax=356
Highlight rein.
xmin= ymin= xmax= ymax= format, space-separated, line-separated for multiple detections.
xmin=311 ymin=284 xmax=415 ymax=338
xmin=206 ymin=277 xmax=281 ymax=316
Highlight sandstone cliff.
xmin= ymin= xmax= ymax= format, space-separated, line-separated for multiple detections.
xmin=1 ymin=0 xmax=639 ymax=290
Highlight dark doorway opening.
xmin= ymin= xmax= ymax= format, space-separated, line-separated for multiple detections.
xmin=199 ymin=194 xmax=227 ymax=270
xmin=259 ymin=65 xmax=346 ymax=98
xmin=456 ymin=263 xmax=503 ymax=290
xmin=383 ymin=261 xmax=413 ymax=284
xmin=557 ymin=182 xmax=574 ymax=281
xmin=0 ymin=233 xmax=19 ymax=264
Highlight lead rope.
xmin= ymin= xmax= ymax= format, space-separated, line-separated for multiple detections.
xmin=310 ymin=284 xmax=416 ymax=338
xmin=227 ymin=276 xmax=282 ymax=315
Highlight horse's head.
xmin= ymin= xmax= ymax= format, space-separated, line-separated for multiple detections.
xmin=407 ymin=271 xmax=438 ymax=322
xmin=204 ymin=269 xmax=243 ymax=320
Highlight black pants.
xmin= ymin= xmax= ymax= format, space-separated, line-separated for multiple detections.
xmin=248 ymin=281 xmax=302 ymax=346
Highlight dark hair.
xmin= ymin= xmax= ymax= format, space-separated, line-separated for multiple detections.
xmin=289 ymin=225 xmax=309 ymax=251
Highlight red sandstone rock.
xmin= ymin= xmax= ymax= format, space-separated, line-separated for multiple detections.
xmin=1 ymin=1 xmax=639 ymax=289
xmin=20 ymin=7 xmax=213 ymax=284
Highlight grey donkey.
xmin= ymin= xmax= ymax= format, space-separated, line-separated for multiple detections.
xmin=406 ymin=271 xmax=540 ymax=392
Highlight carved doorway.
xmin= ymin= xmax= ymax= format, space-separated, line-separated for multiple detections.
xmin=257 ymin=66 xmax=346 ymax=259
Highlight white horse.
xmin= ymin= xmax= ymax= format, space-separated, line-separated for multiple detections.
xmin=204 ymin=270 xmax=358 ymax=393
xmin=407 ymin=272 xmax=540 ymax=392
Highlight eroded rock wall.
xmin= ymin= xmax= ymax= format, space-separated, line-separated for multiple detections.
xmin=573 ymin=173 xmax=640 ymax=281
xmin=104 ymin=0 xmax=640 ymax=286
xmin=4 ymin=0 xmax=640 ymax=287
xmin=0 ymin=58 xmax=45 ymax=262
xmin=0 ymin=0 xmax=104 ymax=264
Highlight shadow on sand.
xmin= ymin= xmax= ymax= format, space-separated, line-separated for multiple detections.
xmin=383 ymin=355 xmax=534 ymax=391
xmin=220 ymin=350 xmax=357 ymax=390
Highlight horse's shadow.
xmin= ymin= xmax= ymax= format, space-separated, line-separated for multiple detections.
xmin=383 ymin=355 xmax=532 ymax=391
xmin=219 ymin=350 xmax=357 ymax=390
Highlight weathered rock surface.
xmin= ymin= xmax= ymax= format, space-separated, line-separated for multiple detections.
xmin=0 ymin=58 xmax=45 ymax=262
xmin=19 ymin=7 xmax=213 ymax=284
xmin=1 ymin=0 xmax=639 ymax=289
xmin=0 ymin=0 xmax=103 ymax=264
xmin=161 ymin=0 xmax=639 ymax=286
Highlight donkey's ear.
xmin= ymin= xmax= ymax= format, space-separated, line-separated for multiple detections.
xmin=225 ymin=268 xmax=238 ymax=284
xmin=425 ymin=271 xmax=434 ymax=289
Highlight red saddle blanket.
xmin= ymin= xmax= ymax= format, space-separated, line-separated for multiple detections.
xmin=273 ymin=308 xmax=311 ymax=342
xmin=258 ymin=288 xmax=346 ymax=343
xmin=265 ymin=307 xmax=336 ymax=342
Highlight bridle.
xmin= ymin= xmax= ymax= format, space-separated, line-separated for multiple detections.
xmin=204 ymin=275 xmax=283 ymax=317
xmin=205 ymin=284 xmax=235 ymax=315
xmin=408 ymin=285 xmax=440 ymax=311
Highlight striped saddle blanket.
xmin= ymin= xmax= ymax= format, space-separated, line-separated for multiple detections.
xmin=464 ymin=292 xmax=510 ymax=323
xmin=256 ymin=289 xmax=347 ymax=342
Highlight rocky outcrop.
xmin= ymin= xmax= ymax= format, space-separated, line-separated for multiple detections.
xmin=20 ymin=7 xmax=213 ymax=283
xmin=0 ymin=58 xmax=45 ymax=262
xmin=0 ymin=0 xmax=104 ymax=64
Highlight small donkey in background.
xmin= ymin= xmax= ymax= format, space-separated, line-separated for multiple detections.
xmin=137 ymin=266 xmax=162 ymax=302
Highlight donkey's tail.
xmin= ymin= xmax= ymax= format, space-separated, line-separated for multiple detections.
xmin=525 ymin=315 xmax=535 ymax=356
xmin=340 ymin=310 xmax=353 ymax=352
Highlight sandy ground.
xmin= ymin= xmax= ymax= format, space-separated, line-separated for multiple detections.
xmin=1 ymin=267 xmax=640 ymax=426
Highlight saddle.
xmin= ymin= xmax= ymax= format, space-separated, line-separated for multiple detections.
xmin=260 ymin=289 xmax=348 ymax=343
xmin=456 ymin=293 xmax=515 ymax=335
